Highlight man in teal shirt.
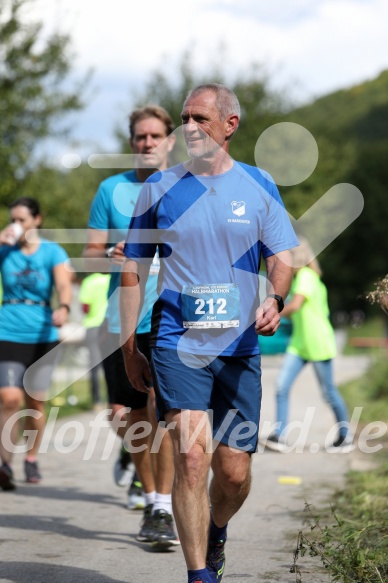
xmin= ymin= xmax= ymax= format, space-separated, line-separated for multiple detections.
xmin=83 ymin=105 xmax=178 ymax=548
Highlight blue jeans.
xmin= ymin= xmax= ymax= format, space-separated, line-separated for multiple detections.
xmin=275 ymin=352 xmax=350 ymax=438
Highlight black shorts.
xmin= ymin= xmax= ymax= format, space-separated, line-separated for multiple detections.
xmin=0 ymin=340 xmax=60 ymax=392
xmin=100 ymin=331 xmax=150 ymax=409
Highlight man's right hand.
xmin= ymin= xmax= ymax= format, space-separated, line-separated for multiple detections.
xmin=122 ymin=348 xmax=152 ymax=394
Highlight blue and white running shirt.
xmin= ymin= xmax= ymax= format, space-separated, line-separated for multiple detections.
xmin=124 ymin=162 xmax=298 ymax=356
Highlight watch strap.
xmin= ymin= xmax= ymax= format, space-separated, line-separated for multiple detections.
xmin=267 ymin=293 xmax=284 ymax=312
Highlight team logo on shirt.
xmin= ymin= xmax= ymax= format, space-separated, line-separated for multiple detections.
xmin=231 ymin=201 xmax=246 ymax=216
xmin=228 ymin=201 xmax=250 ymax=224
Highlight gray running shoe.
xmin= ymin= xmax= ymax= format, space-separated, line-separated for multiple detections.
xmin=25 ymin=460 xmax=42 ymax=483
xmin=136 ymin=504 xmax=154 ymax=542
xmin=150 ymin=509 xmax=180 ymax=550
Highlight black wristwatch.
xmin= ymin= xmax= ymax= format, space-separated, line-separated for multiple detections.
xmin=267 ymin=294 xmax=284 ymax=312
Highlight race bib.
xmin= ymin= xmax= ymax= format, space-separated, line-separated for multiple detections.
xmin=181 ymin=283 xmax=240 ymax=329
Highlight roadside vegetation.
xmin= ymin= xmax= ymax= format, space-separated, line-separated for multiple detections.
xmin=343 ymin=315 xmax=386 ymax=355
xmin=292 ymin=348 xmax=388 ymax=582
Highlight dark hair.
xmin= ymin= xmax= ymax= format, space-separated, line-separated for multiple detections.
xmin=8 ymin=197 xmax=41 ymax=218
xmin=129 ymin=105 xmax=175 ymax=139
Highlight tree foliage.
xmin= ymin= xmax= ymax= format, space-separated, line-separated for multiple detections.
xmin=0 ymin=0 xmax=88 ymax=205
xmin=20 ymin=163 xmax=111 ymax=270
xmin=283 ymin=71 xmax=388 ymax=313
xmin=115 ymin=49 xmax=289 ymax=166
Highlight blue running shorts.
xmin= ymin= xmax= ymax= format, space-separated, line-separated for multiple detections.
xmin=151 ymin=348 xmax=262 ymax=452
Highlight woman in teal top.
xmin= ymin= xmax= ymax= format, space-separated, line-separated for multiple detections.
xmin=264 ymin=237 xmax=353 ymax=453
xmin=0 ymin=197 xmax=72 ymax=490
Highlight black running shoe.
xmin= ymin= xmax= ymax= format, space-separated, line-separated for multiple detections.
xmin=136 ymin=504 xmax=154 ymax=542
xmin=206 ymin=537 xmax=226 ymax=583
xmin=150 ymin=509 xmax=180 ymax=550
xmin=0 ymin=463 xmax=16 ymax=491
xmin=24 ymin=460 xmax=42 ymax=483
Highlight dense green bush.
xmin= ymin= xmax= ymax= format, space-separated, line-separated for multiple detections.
xmin=361 ymin=353 xmax=388 ymax=400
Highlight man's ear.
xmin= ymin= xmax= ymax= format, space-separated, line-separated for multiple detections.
xmin=225 ymin=114 xmax=239 ymax=138
xmin=167 ymin=133 xmax=176 ymax=153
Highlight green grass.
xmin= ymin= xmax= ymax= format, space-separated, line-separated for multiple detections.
xmin=45 ymin=378 xmax=108 ymax=419
xmin=347 ymin=316 xmax=385 ymax=339
xmin=342 ymin=315 xmax=387 ymax=355
xmin=293 ymin=447 xmax=388 ymax=582
xmin=340 ymin=352 xmax=388 ymax=425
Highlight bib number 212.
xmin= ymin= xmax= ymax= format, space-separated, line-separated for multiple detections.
xmin=194 ymin=298 xmax=227 ymax=315
xmin=181 ymin=283 xmax=240 ymax=329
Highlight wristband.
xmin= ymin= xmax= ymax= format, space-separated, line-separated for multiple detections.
xmin=58 ymin=303 xmax=71 ymax=313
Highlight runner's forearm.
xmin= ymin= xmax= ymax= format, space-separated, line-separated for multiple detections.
xmin=265 ymin=250 xmax=293 ymax=301
xmin=120 ymin=260 xmax=149 ymax=352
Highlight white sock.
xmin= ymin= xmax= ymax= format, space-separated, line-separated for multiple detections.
xmin=153 ymin=492 xmax=172 ymax=514
xmin=144 ymin=490 xmax=156 ymax=507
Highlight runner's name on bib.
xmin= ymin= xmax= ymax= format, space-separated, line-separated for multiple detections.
xmin=181 ymin=283 xmax=240 ymax=329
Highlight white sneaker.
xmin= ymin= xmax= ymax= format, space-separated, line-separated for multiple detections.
xmin=259 ymin=433 xmax=287 ymax=453
xmin=127 ymin=480 xmax=145 ymax=510
xmin=326 ymin=434 xmax=356 ymax=453
xmin=113 ymin=446 xmax=133 ymax=487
